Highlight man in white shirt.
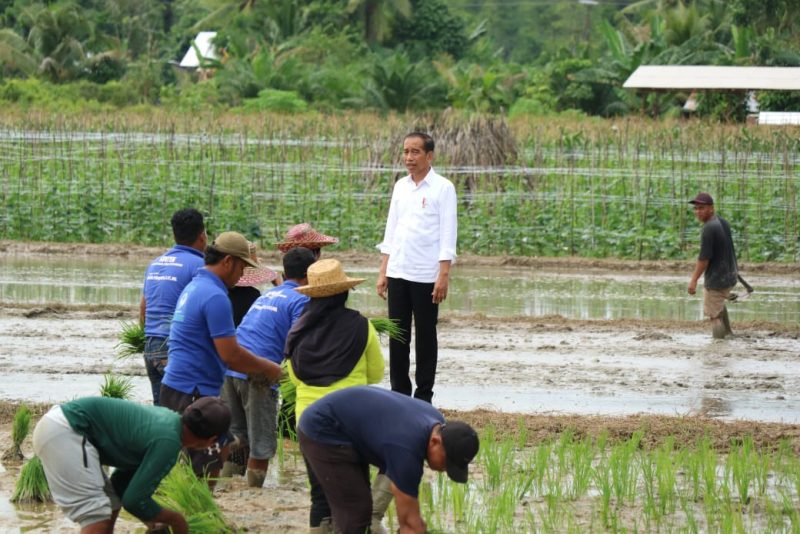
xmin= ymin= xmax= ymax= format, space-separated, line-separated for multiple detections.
xmin=376 ymin=132 xmax=457 ymax=403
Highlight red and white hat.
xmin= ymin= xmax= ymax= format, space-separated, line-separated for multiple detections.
xmin=235 ymin=242 xmax=277 ymax=287
xmin=274 ymin=223 xmax=339 ymax=253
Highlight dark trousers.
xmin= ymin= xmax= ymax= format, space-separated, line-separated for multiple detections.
xmin=143 ymin=336 xmax=168 ymax=406
xmin=303 ymin=455 xmax=332 ymax=527
xmin=298 ymin=430 xmax=372 ymax=534
xmin=388 ymin=277 xmax=439 ymax=403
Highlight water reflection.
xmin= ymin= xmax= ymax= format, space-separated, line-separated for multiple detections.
xmin=1 ymin=256 xmax=798 ymax=324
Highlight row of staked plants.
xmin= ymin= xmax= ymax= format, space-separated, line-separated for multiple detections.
xmin=407 ymin=427 xmax=800 ymax=533
xmin=0 ymin=114 xmax=797 ymax=262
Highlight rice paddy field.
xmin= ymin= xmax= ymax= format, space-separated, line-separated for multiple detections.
xmin=1 ymin=111 xmax=799 ymax=532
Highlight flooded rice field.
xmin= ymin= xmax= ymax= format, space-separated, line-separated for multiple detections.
xmin=1 ymin=247 xmax=798 ymax=422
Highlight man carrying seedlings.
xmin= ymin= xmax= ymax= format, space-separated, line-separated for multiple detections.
xmin=220 ymin=246 xmax=316 ymax=488
xmin=32 ymin=396 xmax=231 ymax=534
xmin=298 ymin=386 xmax=479 ymax=534
xmin=376 ymin=132 xmax=457 ymax=404
xmin=140 ymin=208 xmax=207 ymax=406
xmin=160 ymin=231 xmax=283 ymax=478
xmin=687 ymin=192 xmax=738 ymax=339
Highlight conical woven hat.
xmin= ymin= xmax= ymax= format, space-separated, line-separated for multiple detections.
xmin=294 ymin=259 xmax=365 ymax=298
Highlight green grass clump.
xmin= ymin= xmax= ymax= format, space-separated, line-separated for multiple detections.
xmin=11 ymin=456 xmax=51 ymax=503
xmin=116 ymin=321 xmax=145 ymax=358
xmin=99 ymin=373 xmax=135 ymax=399
xmin=370 ymin=317 xmax=406 ymax=343
xmin=2 ymin=405 xmax=32 ymax=463
xmin=155 ymin=459 xmax=234 ymax=532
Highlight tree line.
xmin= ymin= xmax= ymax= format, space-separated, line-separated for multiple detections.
xmin=1 ymin=0 xmax=799 ymax=118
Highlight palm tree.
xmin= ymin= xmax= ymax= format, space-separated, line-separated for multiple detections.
xmin=20 ymin=3 xmax=91 ymax=81
xmin=346 ymin=0 xmax=411 ymax=46
xmin=0 ymin=29 xmax=39 ymax=77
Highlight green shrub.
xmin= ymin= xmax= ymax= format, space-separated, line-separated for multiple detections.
xmin=242 ymin=88 xmax=308 ymax=113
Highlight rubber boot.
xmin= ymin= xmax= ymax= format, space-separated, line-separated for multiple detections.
xmin=370 ymin=474 xmax=393 ymax=534
xmin=246 ymin=468 xmax=267 ymax=488
xmin=721 ymin=307 xmax=734 ymax=339
xmin=309 ymin=517 xmax=333 ymax=534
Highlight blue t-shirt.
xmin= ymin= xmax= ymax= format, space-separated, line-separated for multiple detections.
xmin=298 ymin=386 xmax=444 ymax=497
xmin=227 ymin=280 xmax=309 ymax=381
xmin=162 ymin=269 xmax=236 ymax=396
xmin=142 ymin=245 xmax=205 ymax=338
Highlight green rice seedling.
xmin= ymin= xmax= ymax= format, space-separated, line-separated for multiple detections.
xmin=655 ymin=439 xmax=677 ymax=516
xmin=99 ymin=373 xmax=135 ymax=400
xmin=116 ymin=321 xmax=145 ymax=358
xmin=568 ymin=437 xmax=594 ymax=500
xmin=3 ymin=405 xmax=31 ymax=463
xmin=277 ymin=361 xmax=297 ymax=441
xmin=369 ymin=317 xmax=405 ymax=343
xmin=11 ymin=455 xmax=51 ymax=503
xmin=155 ymin=459 xmax=234 ymax=533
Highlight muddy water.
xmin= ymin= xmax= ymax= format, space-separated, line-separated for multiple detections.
xmin=2 ymin=255 xmax=798 ymax=323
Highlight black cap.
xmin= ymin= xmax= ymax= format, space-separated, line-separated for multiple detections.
xmin=181 ymin=397 xmax=231 ymax=438
xmin=441 ymin=421 xmax=479 ymax=483
xmin=689 ymin=192 xmax=714 ymax=205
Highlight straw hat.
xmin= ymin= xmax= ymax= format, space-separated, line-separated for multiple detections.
xmin=235 ymin=242 xmax=277 ymax=287
xmin=275 ymin=223 xmax=339 ymax=253
xmin=294 ymin=259 xmax=365 ymax=297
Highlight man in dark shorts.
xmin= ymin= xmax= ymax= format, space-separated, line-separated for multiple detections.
xmin=140 ymin=208 xmax=207 ymax=405
xmin=33 ymin=396 xmax=230 ymax=533
xmin=687 ymin=192 xmax=738 ymax=339
xmin=298 ymin=386 xmax=479 ymax=534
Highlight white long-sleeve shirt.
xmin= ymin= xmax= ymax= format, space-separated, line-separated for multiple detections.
xmin=377 ymin=168 xmax=457 ymax=283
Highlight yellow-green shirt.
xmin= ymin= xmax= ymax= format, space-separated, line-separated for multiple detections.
xmin=289 ymin=321 xmax=385 ymax=423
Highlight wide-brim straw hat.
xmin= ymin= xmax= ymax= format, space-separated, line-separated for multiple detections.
xmin=275 ymin=223 xmax=339 ymax=253
xmin=235 ymin=263 xmax=277 ymax=287
xmin=295 ymin=259 xmax=365 ymax=298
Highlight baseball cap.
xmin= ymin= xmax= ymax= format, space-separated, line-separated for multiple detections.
xmin=212 ymin=232 xmax=259 ymax=268
xmin=689 ymin=192 xmax=714 ymax=205
xmin=441 ymin=421 xmax=480 ymax=483
xmin=181 ymin=397 xmax=231 ymax=438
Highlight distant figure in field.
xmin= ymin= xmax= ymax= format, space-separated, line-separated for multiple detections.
xmin=687 ymin=192 xmax=738 ymax=339
xmin=160 ymin=231 xmax=283 ymax=478
xmin=298 ymin=386 xmax=479 ymax=534
xmin=221 ymin=247 xmax=316 ymax=488
xmin=33 ymin=396 xmax=230 ymax=534
xmin=376 ymin=132 xmax=457 ymax=403
xmin=140 ymin=208 xmax=206 ymax=406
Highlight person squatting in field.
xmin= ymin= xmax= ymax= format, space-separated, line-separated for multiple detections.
xmin=33 ymin=396 xmax=231 ymax=534
xmin=298 ymin=386 xmax=479 ymax=534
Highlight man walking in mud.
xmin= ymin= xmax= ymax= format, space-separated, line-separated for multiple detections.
xmin=376 ymin=132 xmax=457 ymax=403
xmin=140 ymin=208 xmax=207 ymax=406
xmin=687 ymin=193 xmax=738 ymax=339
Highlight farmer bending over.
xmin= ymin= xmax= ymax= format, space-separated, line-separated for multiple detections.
xmin=298 ymin=386 xmax=479 ymax=534
xmin=32 ymin=396 xmax=231 ymax=534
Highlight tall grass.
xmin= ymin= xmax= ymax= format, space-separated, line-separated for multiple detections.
xmin=0 ymin=114 xmax=797 ymax=261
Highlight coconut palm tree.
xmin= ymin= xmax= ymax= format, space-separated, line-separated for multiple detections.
xmin=20 ymin=3 xmax=91 ymax=81
xmin=0 ymin=29 xmax=39 ymax=77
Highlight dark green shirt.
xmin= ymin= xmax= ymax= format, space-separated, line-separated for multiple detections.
xmin=698 ymin=215 xmax=738 ymax=290
xmin=61 ymin=397 xmax=182 ymax=522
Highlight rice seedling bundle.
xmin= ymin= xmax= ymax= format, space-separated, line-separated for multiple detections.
xmin=154 ymin=459 xmax=234 ymax=533
xmin=99 ymin=373 xmax=135 ymax=400
xmin=116 ymin=321 xmax=145 ymax=358
xmin=2 ymin=405 xmax=31 ymax=463
xmin=11 ymin=455 xmax=51 ymax=503
xmin=369 ymin=317 xmax=405 ymax=343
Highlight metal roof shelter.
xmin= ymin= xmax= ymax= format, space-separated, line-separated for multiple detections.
xmin=179 ymin=31 xmax=218 ymax=68
xmin=624 ymin=66 xmax=800 ymax=91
